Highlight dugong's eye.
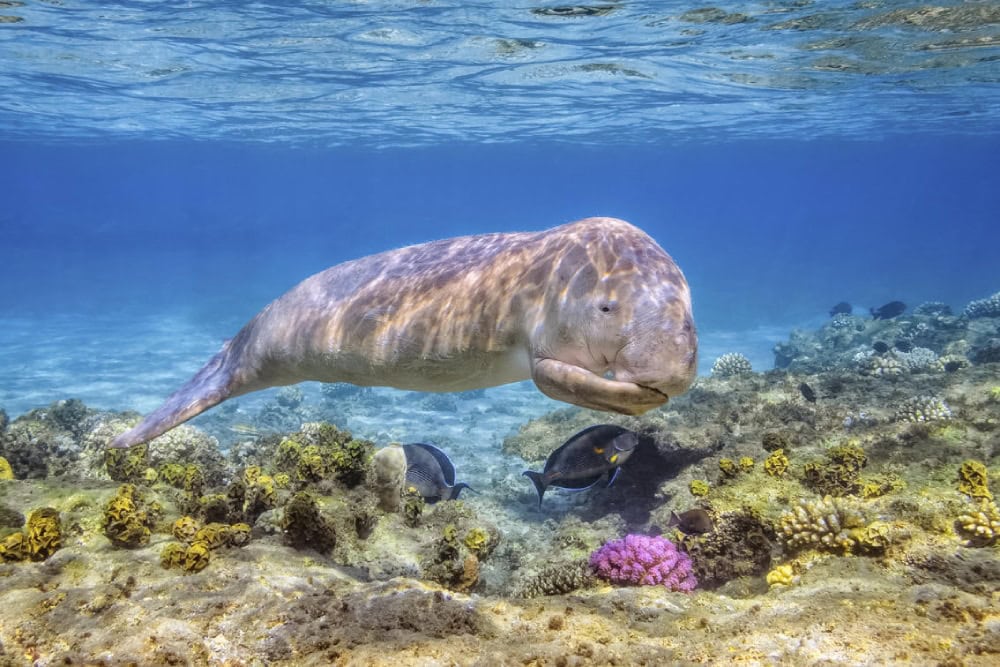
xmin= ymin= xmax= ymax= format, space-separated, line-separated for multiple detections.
xmin=598 ymin=301 xmax=618 ymax=314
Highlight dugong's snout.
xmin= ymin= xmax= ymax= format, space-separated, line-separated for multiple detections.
xmin=614 ymin=317 xmax=698 ymax=400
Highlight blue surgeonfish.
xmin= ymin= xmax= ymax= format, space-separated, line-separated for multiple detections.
xmin=402 ymin=442 xmax=472 ymax=503
xmin=522 ymin=424 xmax=639 ymax=507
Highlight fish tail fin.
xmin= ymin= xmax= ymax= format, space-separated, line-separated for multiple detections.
xmin=449 ymin=482 xmax=474 ymax=500
xmin=522 ymin=470 xmax=547 ymax=507
xmin=108 ymin=348 xmax=238 ymax=449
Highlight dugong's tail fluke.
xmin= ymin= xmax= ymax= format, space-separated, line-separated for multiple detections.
xmin=108 ymin=348 xmax=236 ymax=449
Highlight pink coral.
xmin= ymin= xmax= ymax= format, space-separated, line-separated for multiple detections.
xmin=589 ymin=534 xmax=697 ymax=592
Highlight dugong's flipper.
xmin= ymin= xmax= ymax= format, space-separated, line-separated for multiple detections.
xmin=109 ymin=348 xmax=235 ymax=448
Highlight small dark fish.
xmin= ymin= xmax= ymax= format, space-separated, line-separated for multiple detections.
xmin=829 ymin=302 xmax=852 ymax=317
xmin=402 ymin=442 xmax=472 ymax=503
xmin=894 ymin=339 xmax=914 ymax=353
xmin=522 ymin=424 xmax=639 ymax=507
xmin=870 ymin=301 xmax=906 ymax=320
xmin=872 ymin=341 xmax=890 ymax=354
xmin=798 ymin=382 xmax=817 ymax=403
xmin=667 ymin=508 xmax=714 ymax=535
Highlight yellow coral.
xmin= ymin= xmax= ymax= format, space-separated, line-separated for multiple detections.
xmin=273 ymin=473 xmax=291 ymax=489
xmin=0 ymin=532 xmax=26 ymax=562
xmin=102 ymin=484 xmax=154 ymax=548
xmin=690 ymin=480 xmax=710 ymax=497
xmin=464 ymin=527 xmax=490 ymax=552
xmin=172 ymin=516 xmax=201 ymax=543
xmin=159 ymin=463 xmax=186 ymax=487
xmin=766 ymin=563 xmax=796 ymax=587
xmin=193 ymin=523 xmax=231 ymax=550
xmin=229 ymin=523 xmax=252 ymax=547
xmin=764 ymin=450 xmax=789 ymax=477
xmin=160 ymin=542 xmax=187 ymax=569
xmin=242 ymin=465 xmax=262 ymax=486
xmin=718 ymin=458 xmax=739 ymax=478
xmin=296 ymin=445 xmax=326 ymax=482
xmin=183 ymin=542 xmax=211 ymax=572
xmin=850 ymin=521 xmax=892 ymax=553
xmin=958 ymin=460 xmax=992 ymax=501
xmin=183 ymin=465 xmax=205 ymax=494
xmin=739 ymin=456 xmax=755 ymax=472
xmin=989 ymin=386 xmax=1000 ymax=401
xmin=26 ymin=508 xmax=61 ymax=561
xmin=0 ymin=456 xmax=14 ymax=480
xmin=143 ymin=467 xmax=158 ymax=483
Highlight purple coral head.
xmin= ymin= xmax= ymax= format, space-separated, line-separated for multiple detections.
xmin=589 ymin=534 xmax=697 ymax=592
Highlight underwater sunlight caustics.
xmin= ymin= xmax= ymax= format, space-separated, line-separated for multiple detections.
xmin=109 ymin=217 xmax=697 ymax=449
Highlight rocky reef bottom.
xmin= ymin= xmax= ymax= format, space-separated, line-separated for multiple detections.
xmin=0 ymin=521 xmax=997 ymax=666
xmin=2 ymin=304 xmax=1000 ymax=665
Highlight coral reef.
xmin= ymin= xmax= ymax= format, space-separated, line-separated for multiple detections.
xmin=801 ymin=442 xmax=868 ymax=496
xmin=281 ymin=492 xmax=336 ymax=554
xmin=711 ymin=352 xmax=753 ymax=378
xmin=589 ymin=534 xmax=697 ymax=591
xmin=102 ymin=484 xmax=161 ymax=549
xmin=103 ymin=443 xmax=150 ymax=483
xmin=680 ymin=509 xmax=772 ymax=590
xmin=510 ymin=560 xmax=593 ymax=598
xmin=894 ymin=395 xmax=953 ymax=423
xmin=25 ymin=507 xmax=62 ymax=561
xmin=0 ymin=455 xmax=13 ymax=480
xmin=964 ymin=291 xmax=1000 ymax=319
xmin=778 ymin=496 xmax=889 ymax=555
xmin=372 ymin=444 xmax=407 ymax=512
xmin=764 ymin=449 xmax=789 ymax=477
xmin=956 ymin=499 xmax=1000 ymax=546
xmin=958 ymin=460 xmax=993 ymax=501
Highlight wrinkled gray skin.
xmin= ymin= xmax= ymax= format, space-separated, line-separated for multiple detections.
xmin=110 ymin=217 xmax=697 ymax=449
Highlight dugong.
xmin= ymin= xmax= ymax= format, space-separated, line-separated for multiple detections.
xmin=110 ymin=217 xmax=697 ymax=449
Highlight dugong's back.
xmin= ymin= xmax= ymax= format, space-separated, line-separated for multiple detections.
xmin=109 ymin=217 xmax=696 ymax=449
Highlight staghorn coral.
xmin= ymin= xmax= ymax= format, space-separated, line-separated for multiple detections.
xmin=956 ymin=499 xmax=1000 ymax=546
xmin=893 ymin=347 xmax=942 ymax=374
xmin=779 ymin=496 xmax=888 ymax=555
xmin=859 ymin=354 xmax=905 ymax=378
xmin=510 ymin=561 xmax=593 ymax=598
xmin=711 ymin=352 xmax=753 ymax=378
xmin=589 ymin=534 xmax=697 ymax=592
xmin=893 ymin=395 xmax=952 ymax=423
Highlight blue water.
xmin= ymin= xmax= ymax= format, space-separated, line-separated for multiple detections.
xmin=1 ymin=1 xmax=999 ymax=422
